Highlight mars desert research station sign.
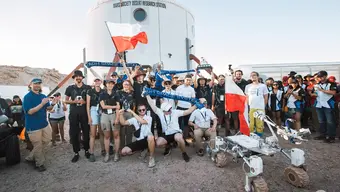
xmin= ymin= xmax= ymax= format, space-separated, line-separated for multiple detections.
xmin=113 ymin=1 xmax=167 ymax=9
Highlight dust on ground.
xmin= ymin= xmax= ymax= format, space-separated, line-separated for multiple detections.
xmin=0 ymin=124 xmax=340 ymax=192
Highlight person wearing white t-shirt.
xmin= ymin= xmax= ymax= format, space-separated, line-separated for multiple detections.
xmin=245 ymin=72 xmax=269 ymax=137
xmin=175 ymin=74 xmax=196 ymax=143
xmin=119 ymin=104 xmax=156 ymax=168
xmin=146 ymin=95 xmax=196 ymax=162
xmin=188 ymin=98 xmax=217 ymax=156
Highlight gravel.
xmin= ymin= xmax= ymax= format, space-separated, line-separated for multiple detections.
xmin=1 ymin=124 xmax=340 ymax=192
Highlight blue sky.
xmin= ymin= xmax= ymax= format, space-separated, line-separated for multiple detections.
xmin=1 ymin=0 xmax=339 ymax=74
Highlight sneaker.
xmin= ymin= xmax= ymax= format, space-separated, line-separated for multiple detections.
xmin=182 ymin=152 xmax=190 ymax=162
xmin=163 ymin=146 xmax=172 ymax=156
xmin=148 ymin=157 xmax=156 ymax=168
xmin=324 ymin=137 xmax=335 ymax=143
xmin=109 ymin=146 xmax=114 ymax=155
xmin=71 ymin=154 xmax=79 ymax=163
xmin=113 ymin=153 xmax=119 ymax=162
xmin=36 ymin=165 xmax=46 ymax=172
xmin=197 ymin=149 xmax=204 ymax=156
xmin=103 ymin=154 xmax=110 ymax=163
xmin=89 ymin=154 xmax=96 ymax=162
xmin=314 ymin=135 xmax=326 ymax=140
xmin=85 ymin=151 xmax=91 ymax=159
xmin=101 ymin=150 xmax=106 ymax=156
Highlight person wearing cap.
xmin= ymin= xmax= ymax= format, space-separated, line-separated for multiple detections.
xmin=99 ymin=79 xmax=121 ymax=162
xmin=284 ymin=79 xmax=305 ymax=130
xmin=118 ymin=104 xmax=156 ymax=168
xmin=64 ymin=70 xmax=92 ymax=162
xmin=146 ymin=94 xmax=196 ymax=162
xmin=23 ymin=78 xmax=57 ymax=172
xmin=175 ymin=74 xmax=196 ymax=144
xmin=245 ymin=72 xmax=269 ymax=137
xmin=188 ymin=98 xmax=217 ymax=156
xmin=161 ymin=77 xmax=177 ymax=110
xmin=86 ymin=78 xmax=105 ymax=162
xmin=172 ymin=76 xmax=184 ymax=90
xmin=48 ymin=92 xmax=67 ymax=146
xmin=312 ymin=70 xmax=337 ymax=143
xmin=288 ymin=71 xmax=297 ymax=78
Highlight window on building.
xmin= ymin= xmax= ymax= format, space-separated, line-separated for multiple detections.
xmin=133 ymin=8 xmax=147 ymax=22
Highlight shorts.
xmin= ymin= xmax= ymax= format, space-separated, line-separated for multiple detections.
xmin=101 ymin=113 xmax=120 ymax=132
xmin=90 ymin=106 xmax=100 ymax=126
xmin=49 ymin=116 xmax=65 ymax=124
xmin=126 ymin=138 xmax=149 ymax=152
xmin=161 ymin=132 xmax=181 ymax=144
xmin=229 ymin=111 xmax=239 ymax=119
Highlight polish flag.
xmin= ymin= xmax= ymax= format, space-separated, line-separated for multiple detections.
xmin=106 ymin=22 xmax=148 ymax=53
xmin=225 ymin=75 xmax=250 ymax=136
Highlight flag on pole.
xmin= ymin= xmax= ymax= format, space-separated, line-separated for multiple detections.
xmin=105 ymin=22 xmax=148 ymax=53
xmin=225 ymin=75 xmax=250 ymax=136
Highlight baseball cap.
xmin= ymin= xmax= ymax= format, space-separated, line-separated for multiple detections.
xmin=111 ymin=72 xmax=118 ymax=76
xmin=161 ymin=102 xmax=172 ymax=112
xmin=317 ymin=70 xmax=328 ymax=77
xmin=31 ymin=78 xmax=42 ymax=84
xmin=53 ymin=92 xmax=61 ymax=97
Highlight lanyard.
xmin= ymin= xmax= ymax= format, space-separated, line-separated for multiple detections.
xmin=199 ymin=111 xmax=208 ymax=122
xmin=164 ymin=114 xmax=171 ymax=129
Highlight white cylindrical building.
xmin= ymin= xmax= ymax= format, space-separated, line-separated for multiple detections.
xmin=86 ymin=0 xmax=195 ymax=81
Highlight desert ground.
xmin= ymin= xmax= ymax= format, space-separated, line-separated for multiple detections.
xmin=1 ymin=121 xmax=340 ymax=192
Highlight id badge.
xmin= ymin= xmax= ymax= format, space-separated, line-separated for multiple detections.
xmin=107 ymin=109 xmax=113 ymax=114
xmin=220 ymin=95 xmax=224 ymax=101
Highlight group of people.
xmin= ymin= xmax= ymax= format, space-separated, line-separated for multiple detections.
xmin=19 ymin=61 xmax=339 ymax=172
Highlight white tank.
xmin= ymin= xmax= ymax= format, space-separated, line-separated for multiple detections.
xmin=86 ymin=0 xmax=195 ymax=82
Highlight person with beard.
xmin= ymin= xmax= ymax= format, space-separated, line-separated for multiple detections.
xmin=245 ymin=72 xmax=269 ymax=137
xmin=99 ymin=79 xmax=121 ymax=162
xmin=23 ymin=78 xmax=57 ymax=172
xmin=87 ymin=78 xmax=105 ymax=162
xmin=64 ymin=70 xmax=92 ymax=162
xmin=119 ymin=104 xmax=156 ymax=168
xmin=189 ymin=98 xmax=217 ymax=156
xmin=116 ymin=80 xmax=136 ymax=150
xmin=212 ymin=75 xmax=228 ymax=135
xmin=193 ymin=71 xmax=214 ymax=108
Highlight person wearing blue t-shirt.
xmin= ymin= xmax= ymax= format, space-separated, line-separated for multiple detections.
xmin=23 ymin=78 xmax=56 ymax=172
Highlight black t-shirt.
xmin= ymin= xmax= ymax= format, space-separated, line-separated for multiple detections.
xmin=133 ymin=81 xmax=148 ymax=105
xmin=171 ymin=84 xmax=179 ymax=90
xmin=195 ymin=85 xmax=212 ymax=106
xmin=65 ymin=84 xmax=91 ymax=111
xmin=235 ymin=79 xmax=248 ymax=93
xmin=213 ymin=83 xmax=225 ymax=109
xmin=87 ymin=88 xmax=102 ymax=107
xmin=99 ymin=91 xmax=118 ymax=114
xmin=116 ymin=90 xmax=135 ymax=110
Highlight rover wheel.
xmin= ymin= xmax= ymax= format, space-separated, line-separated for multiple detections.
xmin=251 ymin=177 xmax=269 ymax=192
xmin=284 ymin=165 xmax=310 ymax=188
xmin=214 ymin=152 xmax=228 ymax=168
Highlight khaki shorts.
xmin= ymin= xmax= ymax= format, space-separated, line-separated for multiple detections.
xmin=101 ymin=113 xmax=120 ymax=132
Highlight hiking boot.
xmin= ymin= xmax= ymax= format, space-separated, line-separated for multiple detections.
xmin=197 ymin=149 xmax=204 ymax=156
xmin=324 ymin=137 xmax=335 ymax=143
xmin=85 ymin=151 xmax=91 ymax=159
xmin=314 ymin=135 xmax=326 ymax=140
xmin=36 ymin=165 xmax=46 ymax=172
xmin=101 ymin=150 xmax=106 ymax=156
xmin=71 ymin=154 xmax=79 ymax=163
xmin=148 ymin=157 xmax=156 ymax=168
xmin=103 ymin=154 xmax=110 ymax=163
xmin=89 ymin=154 xmax=96 ymax=162
xmin=182 ymin=152 xmax=190 ymax=162
xmin=113 ymin=153 xmax=119 ymax=162
xmin=163 ymin=146 xmax=172 ymax=156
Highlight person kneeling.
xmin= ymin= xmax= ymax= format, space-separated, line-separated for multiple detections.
xmin=146 ymin=95 xmax=196 ymax=162
xmin=119 ymin=105 xmax=156 ymax=168
xmin=188 ymin=98 xmax=217 ymax=156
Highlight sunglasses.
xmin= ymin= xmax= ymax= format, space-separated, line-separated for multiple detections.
xmin=138 ymin=109 xmax=146 ymax=112
xmin=164 ymin=82 xmax=171 ymax=85
xmin=123 ymin=83 xmax=130 ymax=86
xmin=273 ymin=84 xmax=278 ymax=86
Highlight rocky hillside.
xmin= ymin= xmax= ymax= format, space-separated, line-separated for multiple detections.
xmin=0 ymin=65 xmax=73 ymax=93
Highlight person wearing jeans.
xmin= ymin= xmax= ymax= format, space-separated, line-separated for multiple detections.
xmin=313 ymin=70 xmax=337 ymax=143
xmin=23 ymin=78 xmax=56 ymax=172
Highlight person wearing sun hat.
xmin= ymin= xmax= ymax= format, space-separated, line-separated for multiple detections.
xmin=161 ymin=76 xmax=177 ymax=111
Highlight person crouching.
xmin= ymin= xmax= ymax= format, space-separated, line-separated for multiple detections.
xmin=118 ymin=104 xmax=156 ymax=168
xmin=189 ymin=98 xmax=217 ymax=156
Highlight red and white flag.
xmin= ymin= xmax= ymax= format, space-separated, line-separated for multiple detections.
xmin=106 ymin=22 xmax=148 ymax=53
xmin=225 ymin=75 xmax=250 ymax=136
